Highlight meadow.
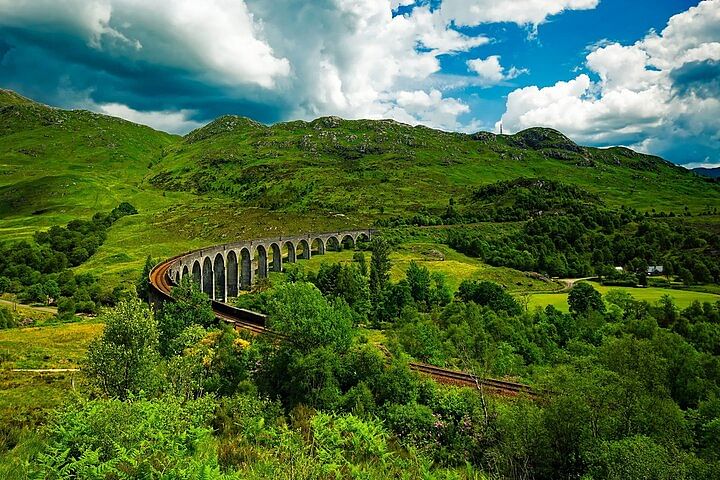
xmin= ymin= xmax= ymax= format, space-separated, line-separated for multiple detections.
xmin=528 ymin=282 xmax=720 ymax=312
xmin=0 ymin=320 xmax=103 ymax=460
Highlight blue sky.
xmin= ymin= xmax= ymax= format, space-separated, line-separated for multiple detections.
xmin=441 ymin=0 xmax=699 ymax=128
xmin=0 ymin=0 xmax=718 ymax=167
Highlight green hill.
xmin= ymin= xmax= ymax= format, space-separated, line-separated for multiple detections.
xmin=1 ymin=89 xmax=719 ymax=290
xmin=149 ymin=115 xmax=720 ymax=215
xmin=0 ymin=90 xmax=177 ymax=226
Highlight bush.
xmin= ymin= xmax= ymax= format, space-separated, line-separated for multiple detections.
xmin=84 ymin=298 xmax=162 ymax=399
xmin=456 ymin=280 xmax=522 ymax=315
xmin=267 ymin=282 xmax=353 ymax=353
xmin=56 ymin=296 xmax=76 ymax=318
xmin=0 ymin=306 xmax=16 ymax=329
xmin=158 ymin=278 xmax=215 ymax=356
xmin=568 ymin=282 xmax=605 ymax=315
xmin=32 ymin=396 xmax=222 ymax=479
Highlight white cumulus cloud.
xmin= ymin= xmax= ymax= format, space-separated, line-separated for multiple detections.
xmin=440 ymin=0 xmax=599 ymax=27
xmin=97 ymin=103 xmax=203 ymax=134
xmin=467 ymin=56 xmax=528 ymax=86
xmin=498 ymin=0 xmax=720 ymax=164
xmin=0 ymin=0 xmax=291 ymax=88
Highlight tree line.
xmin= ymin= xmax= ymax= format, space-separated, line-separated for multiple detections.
xmin=0 ymin=202 xmax=137 ymax=323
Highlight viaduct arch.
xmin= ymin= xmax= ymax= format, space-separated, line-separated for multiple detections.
xmin=167 ymin=229 xmax=373 ymax=302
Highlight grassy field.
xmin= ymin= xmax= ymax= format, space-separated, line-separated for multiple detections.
xmin=0 ymin=320 xmax=103 ymax=448
xmin=0 ymin=320 xmax=103 ymax=370
xmin=293 ymin=242 xmax=561 ymax=294
xmin=527 ymin=282 xmax=720 ymax=312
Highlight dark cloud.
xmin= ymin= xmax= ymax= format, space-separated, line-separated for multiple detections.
xmin=0 ymin=26 xmax=292 ymax=128
xmin=670 ymin=59 xmax=720 ymax=99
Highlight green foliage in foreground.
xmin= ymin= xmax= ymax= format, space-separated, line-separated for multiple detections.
xmin=15 ymin=394 xmax=483 ymax=480
xmin=4 ymin=280 xmax=720 ymax=479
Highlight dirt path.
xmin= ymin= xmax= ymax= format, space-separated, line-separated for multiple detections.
xmin=560 ymin=277 xmax=597 ymax=291
xmin=525 ymin=276 xmax=597 ymax=295
xmin=10 ymin=368 xmax=79 ymax=373
xmin=0 ymin=298 xmax=57 ymax=314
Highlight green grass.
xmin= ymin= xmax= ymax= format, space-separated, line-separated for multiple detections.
xmin=295 ymin=243 xmax=561 ymax=294
xmin=0 ymin=320 xmax=103 ymax=449
xmin=0 ymin=320 xmax=103 ymax=370
xmin=527 ymin=282 xmax=720 ymax=312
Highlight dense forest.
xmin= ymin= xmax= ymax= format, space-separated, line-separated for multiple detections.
xmin=379 ymin=178 xmax=720 ymax=283
xmin=5 ymin=236 xmax=720 ymax=479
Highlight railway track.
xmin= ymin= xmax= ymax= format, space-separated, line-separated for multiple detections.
xmin=410 ymin=363 xmax=536 ymax=397
xmin=150 ymin=255 xmax=537 ymax=398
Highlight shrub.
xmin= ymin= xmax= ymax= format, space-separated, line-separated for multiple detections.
xmin=32 ymin=396 xmax=222 ymax=479
xmin=0 ymin=306 xmax=16 ymax=329
xmin=84 ymin=298 xmax=162 ymax=399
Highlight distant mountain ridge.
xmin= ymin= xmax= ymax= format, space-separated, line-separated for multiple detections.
xmin=148 ymin=113 xmax=712 ymax=215
xmin=693 ymin=167 xmax=720 ymax=179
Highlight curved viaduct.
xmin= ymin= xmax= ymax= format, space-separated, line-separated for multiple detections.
xmin=148 ymin=228 xmax=536 ymax=398
xmin=165 ymin=229 xmax=373 ymax=302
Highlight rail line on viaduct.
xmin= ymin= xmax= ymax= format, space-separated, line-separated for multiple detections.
xmin=148 ymin=229 xmax=536 ymax=398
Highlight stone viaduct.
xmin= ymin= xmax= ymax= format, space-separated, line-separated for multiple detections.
xmin=166 ymin=230 xmax=373 ymax=302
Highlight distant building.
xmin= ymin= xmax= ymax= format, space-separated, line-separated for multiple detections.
xmin=647 ymin=265 xmax=664 ymax=275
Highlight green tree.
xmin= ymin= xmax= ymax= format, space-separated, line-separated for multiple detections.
xmin=336 ymin=264 xmax=371 ymax=321
xmin=658 ymin=294 xmax=678 ymax=327
xmin=158 ymin=278 xmax=216 ymax=356
xmin=56 ymin=296 xmax=76 ymax=319
xmin=0 ymin=306 xmax=16 ymax=329
xmin=378 ymin=280 xmax=413 ymax=321
xmin=0 ymin=276 xmax=10 ymax=293
xmin=406 ymin=261 xmax=431 ymax=307
xmin=267 ymin=282 xmax=353 ymax=352
xmin=369 ymin=236 xmax=391 ymax=301
xmin=84 ymin=298 xmax=162 ymax=399
xmin=604 ymin=289 xmax=634 ymax=313
xmin=353 ymin=251 xmax=368 ymax=277
xmin=43 ymin=279 xmax=60 ymax=304
xmin=315 ymin=262 xmax=341 ymax=296
xmin=429 ymin=273 xmax=452 ymax=308
xmin=568 ymin=282 xmax=605 ymax=315
xmin=22 ymin=283 xmax=46 ymax=304
xmin=456 ymin=280 xmax=522 ymax=315
xmin=588 ymin=435 xmax=684 ymax=480
xmin=136 ymin=255 xmax=155 ymax=301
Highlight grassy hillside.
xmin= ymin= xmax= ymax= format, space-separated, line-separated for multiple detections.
xmin=2 ymin=89 xmax=719 ymax=293
xmin=0 ymin=89 xmax=177 ymax=233
xmin=150 ymin=116 xmax=720 ymax=215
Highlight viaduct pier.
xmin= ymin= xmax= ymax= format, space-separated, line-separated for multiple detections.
xmin=164 ymin=229 xmax=373 ymax=302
